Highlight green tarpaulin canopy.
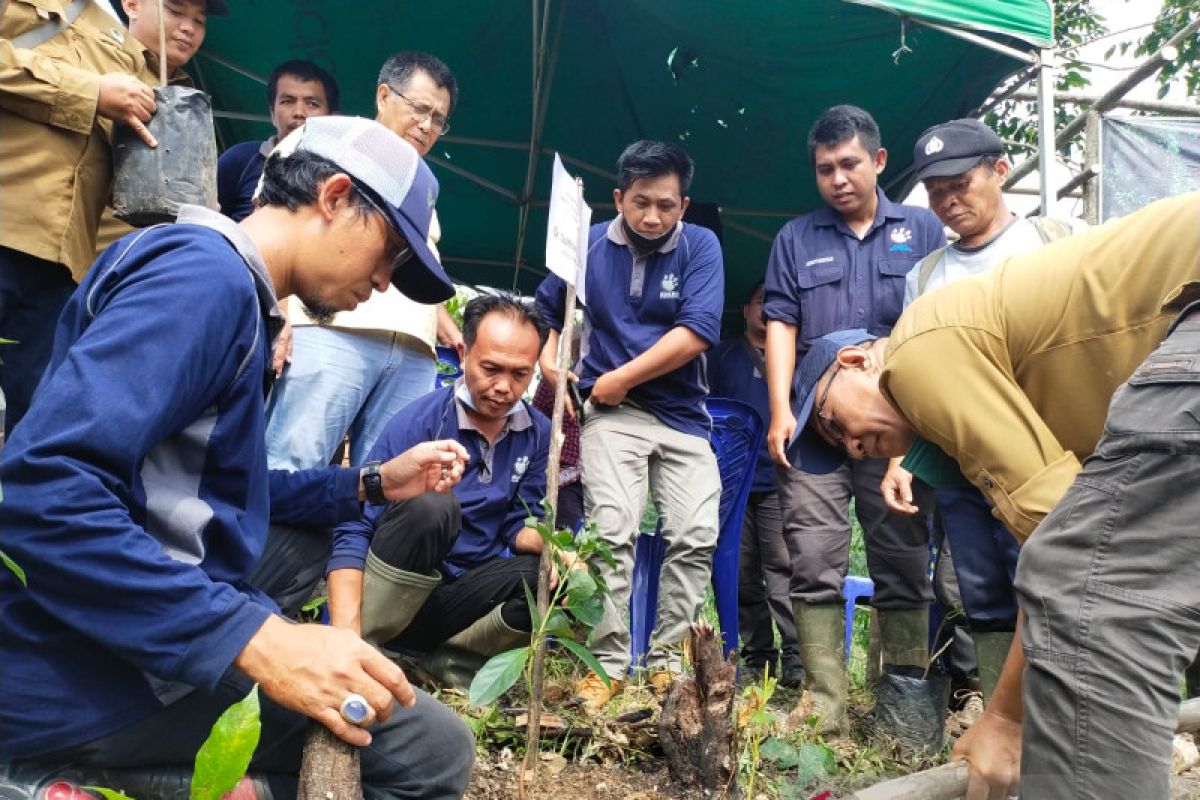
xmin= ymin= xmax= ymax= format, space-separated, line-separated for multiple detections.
xmin=193 ymin=1 xmax=1040 ymax=325
xmin=845 ymin=0 xmax=1054 ymax=49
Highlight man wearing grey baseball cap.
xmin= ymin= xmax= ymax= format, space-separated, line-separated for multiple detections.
xmin=0 ymin=115 xmax=473 ymax=797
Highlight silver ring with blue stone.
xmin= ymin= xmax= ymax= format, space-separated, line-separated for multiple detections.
xmin=339 ymin=692 xmax=371 ymax=726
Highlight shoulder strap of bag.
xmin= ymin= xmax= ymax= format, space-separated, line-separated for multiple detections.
xmin=11 ymin=0 xmax=90 ymax=51
xmin=916 ymin=247 xmax=947 ymax=295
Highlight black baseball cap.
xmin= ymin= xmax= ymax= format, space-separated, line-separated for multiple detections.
xmin=786 ymin=329 xmax=874 ymax=474
xmin=912 ymin=119 xmax=1004 ymax=181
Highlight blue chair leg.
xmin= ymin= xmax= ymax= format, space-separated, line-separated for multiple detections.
xmin=711 ymin=521 xmax=741 ymax=659
xmin=842 ymin=575 xmax=875 ymax=664
xmin=628 ymin=532 xmax=667 ymax=673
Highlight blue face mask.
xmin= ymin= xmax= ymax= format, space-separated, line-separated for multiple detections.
xmin=456 ymin=380 xmax=523 ymax=417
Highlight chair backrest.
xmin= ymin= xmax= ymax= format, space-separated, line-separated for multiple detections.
xmin=706 ymin=397 xmax=765 ymax=536
xmin=434 ymin=345 xmax=463 ymax=389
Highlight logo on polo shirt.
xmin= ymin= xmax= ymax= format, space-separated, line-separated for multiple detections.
xmin=512 ymin=456 xmax=530 ymax=483
xmin=889 ymin=226 xmax=913 ymax=252
xmin=660 ymin=273 xmax=680 ymax=299
xmin=924 ymin=136 xmax=944 ymax=156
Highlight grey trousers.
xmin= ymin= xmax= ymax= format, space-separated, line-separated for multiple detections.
xmin=775 ymin=457 xmax=934 ymax=609
xmin=738 ymin=489 xmax=801 ymax=671
xmin=1016 ymin=309 xmax=1200 ymax=799
xmin=582 ymin=402 xmax=722 ymax=675
xmin=23 ymin=670 xmax=474 ymax=799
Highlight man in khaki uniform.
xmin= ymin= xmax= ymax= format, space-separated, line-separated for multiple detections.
xmin=0 ymin=0 xmax=225 ymax=434
xmin=783 ymin=191 xmax=1200 ymax=799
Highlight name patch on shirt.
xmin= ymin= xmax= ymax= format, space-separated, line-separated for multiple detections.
xmin=805 ymin=256 xmax=835 ymax=267
xmin=1139 ymin=358 xmax=1195 ymax=374
xmin=660 ymin=273 xmax=680 ymax=300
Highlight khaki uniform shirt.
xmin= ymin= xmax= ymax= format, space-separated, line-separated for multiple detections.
xmin=0 ymin=0 xmax=183 ymax=281
xmin=881 ymin=192 xmax=1200 ymax=541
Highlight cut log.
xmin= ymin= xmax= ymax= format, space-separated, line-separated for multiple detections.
xmin=296 ymin=722 xmax=362 ymax=800
xmin=657 ymin=623 xmax=740 ymax=798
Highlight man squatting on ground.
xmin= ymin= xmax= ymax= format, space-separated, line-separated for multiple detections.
xmin=785 ymin=191 xmax=1200 ymax=800
xmin=0 ymin=116 xmax=476 ymax=798
xmin=328 ymin=293 xmax=556 ymax=690
xmin=536 ymin=140 xmax=725 ymax=709
xmin=762 ymin=104 xmax=945 ymax=735
xmin=883 ymin=118 xmax=1075 ymax=702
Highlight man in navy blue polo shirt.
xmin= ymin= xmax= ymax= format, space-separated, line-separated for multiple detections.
xmin=762 ymin=105 xmax=945 ymax=735
xmin=536 ymin=140 xmax=724 ymax=711
xmin=327 ymin=293 xmax=551 ymax=688
xmin=709 ymin=280 xmax=803 ymax=688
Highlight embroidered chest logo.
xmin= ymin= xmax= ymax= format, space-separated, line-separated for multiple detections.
xmin=512 ymin=456 xmax=530 ymax=483
xmin=889 ymin=226 xmax=913 ymax=252
xmin=660 ymin=273 xmax=681 ymax=299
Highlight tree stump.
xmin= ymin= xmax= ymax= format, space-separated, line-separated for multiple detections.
xmin=296 ymin=722 xmax=362 ymax=800
xmin=658 ymin=623 xmax=741 ymax=798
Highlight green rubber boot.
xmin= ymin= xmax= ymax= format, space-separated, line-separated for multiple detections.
xmin=360 ymin=551 xmax=441 ymax=646
xmin=419 ymin=605 xmax=530 ymax=690
xmin=972 ymin=630 xmax=1014 ymax=703
xmin=878 ymin=608 xmax=930 ymax=670
xmin=790 ymin=602 xmax=849 ymax=736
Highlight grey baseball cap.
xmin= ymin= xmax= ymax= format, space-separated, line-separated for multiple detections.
xmin=280 ymin=116 xmax=454 ymax=303
xmin=786 ymin=329 xmax=875 ymax=474
xmin=912 ymin=118 xmax=1005 ymax=182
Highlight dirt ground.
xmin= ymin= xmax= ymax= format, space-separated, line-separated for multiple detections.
xmin=449 ymin=675 xmax=1200 ymax=800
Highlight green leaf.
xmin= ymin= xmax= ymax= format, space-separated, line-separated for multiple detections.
xmin=566 ymin=593 xmax=604 ymax=628
xmin=522 ymin=579 xmax=542 ymax=631
xmin=469 ymin=646 xmax=529 ymax=707
xmin=543 ymin=607 xmax=573 ymax=637
xmin=1 ymin=549 xmax=26 ymax=587
xmin=85 ymin=788 xmax=137 ymax=800
xmin=759 ymin=737 xmax=802 ymax=768
xmin=555 ymin=637 xmax=609 ymax=687
xmin=565 ymin=568 xmax=596 ymax=603
xmin=189 ymin=684 xmax=262 ymax=800
xmin=793 ymin=743 xmax=836 ymax=788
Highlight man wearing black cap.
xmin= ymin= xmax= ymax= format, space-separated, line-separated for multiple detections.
xmin=762 ymin=104 xmax=944 ymax=735
xmin=880 ymin=118 xmax=1076 ymax=703
xmin=0 ymin=116 xmax=474 ymax=798
xmin=785 ymin=191 xmax=1200 ymax=800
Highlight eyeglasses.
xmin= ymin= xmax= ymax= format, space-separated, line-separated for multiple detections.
xmin=387 ymin=86 xmax=451 ymax=135
xmin=353 ymin=183 xmax=414 ymax=271
xmin=814 ymin=364 xmax=846 ymax=446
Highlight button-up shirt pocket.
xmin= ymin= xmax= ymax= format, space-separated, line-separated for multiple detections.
xmin=876 ymin=258 xmax=919 ymax=329
xmin=796 ymin=259 xmax=845 ymax=342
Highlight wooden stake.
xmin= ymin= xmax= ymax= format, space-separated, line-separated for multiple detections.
xmin=520 ymin=177 xmax=584 ymax=797
xmin=156 ymin=0 xmax=167 ymax=87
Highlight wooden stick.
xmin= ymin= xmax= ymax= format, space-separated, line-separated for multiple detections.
xmin=156 ymin=0 xmax=167 ymax=86
xmin=519 ymin=176 xmax=584 ymax=796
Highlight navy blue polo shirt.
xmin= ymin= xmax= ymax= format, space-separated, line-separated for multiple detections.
xmin=535 ymin=217 xmax=724 ymax=440
xmin=216 ymin=139 xmax=273 ymax=222
xmin=708 ymin=337 xmax=774 ymax=493
xmin=330 ymin=384 xmax=550 ymax=579
xmin=763 ymin=188 xmax=944 ymax=358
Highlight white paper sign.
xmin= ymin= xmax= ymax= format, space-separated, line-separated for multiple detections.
xmin=546 ymin=154 xmax=591 ymax=292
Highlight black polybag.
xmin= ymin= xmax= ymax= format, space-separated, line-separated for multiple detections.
xmin=874 ymin=666 xmax=952 ymax=754
xmin=112 ymin=85 xmax=218 ymax=226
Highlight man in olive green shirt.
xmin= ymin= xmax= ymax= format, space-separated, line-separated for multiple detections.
xmin=783 ymin=191 xmax=1200 ymax=799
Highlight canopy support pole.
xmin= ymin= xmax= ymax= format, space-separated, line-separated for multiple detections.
xmin=511 ymin=0 xmax=564 ymax=290
xmin=1037 ymin=48 xmax=1056 ymax=215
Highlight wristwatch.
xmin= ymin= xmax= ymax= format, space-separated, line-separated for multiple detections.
xmin=362 ymin=460 xmax=386 ymax=505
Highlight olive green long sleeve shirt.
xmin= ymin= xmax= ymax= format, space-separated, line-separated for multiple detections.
xmin=881 ymin=191 xmax=1200 ymax=541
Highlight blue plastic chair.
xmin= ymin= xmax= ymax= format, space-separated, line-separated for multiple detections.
xmin=842 ymin=574 xmax=875 ymax=664
xmin=627 ymin=397 xmax=763 ymax=668
xmin=434 ymin=345 xmax=462 ymax=389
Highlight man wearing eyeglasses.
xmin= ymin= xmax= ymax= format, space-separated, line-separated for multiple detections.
xmin=761 ymin=105 xmax=944 ymax=736
xmin=264 ymin=51 xmax=463 ymax=477
xmin=785 ymin=191 xmax=1200 ymax=800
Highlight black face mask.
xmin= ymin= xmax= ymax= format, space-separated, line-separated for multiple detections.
xmin=622 ymin=218 xmax=674 ymax=253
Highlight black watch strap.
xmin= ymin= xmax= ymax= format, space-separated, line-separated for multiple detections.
xmin=363 ymin=460 xmax=385 ymax=505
